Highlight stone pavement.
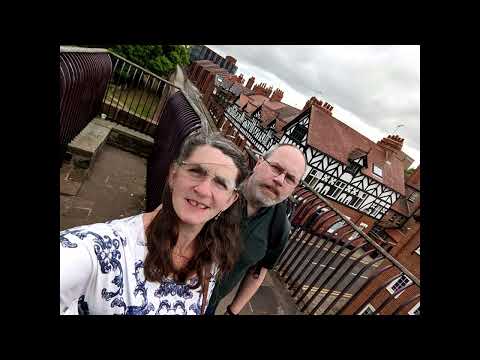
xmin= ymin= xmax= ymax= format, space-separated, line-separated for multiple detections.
xmin=59 ymin=91 xmax=302 ymax=315
xmin=60 ymin=144 xmax=146 ymax=231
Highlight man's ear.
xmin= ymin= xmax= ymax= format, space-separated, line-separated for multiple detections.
xmin=253 ymin=157 xmax=263 ymax=171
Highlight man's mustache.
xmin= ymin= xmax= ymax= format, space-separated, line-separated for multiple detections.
xmin=262 ymin=184 xmax=279 ymax=197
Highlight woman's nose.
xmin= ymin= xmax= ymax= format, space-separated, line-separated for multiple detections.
xmin=193 ymin=177 xmax=213 ymax=196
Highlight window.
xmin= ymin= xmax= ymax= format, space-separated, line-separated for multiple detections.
xmin=349 ymin=191 xmax=367 ymax=209
xmin=291 ymin=125 xmax=307 ymax=143
xmin=348 ymin=223 xmax=368 ymax=241
xmin=389 ymin=213 xmax=406 ymax=226
xmin=344 ymin=162 xmax=361 ymax=176
xmin=415 ymin=247 xmax=420 ymax=255
xmin=369 ymin=203 xmax=383 ymax=217
xmin=326 ymin=180 xmax=347 ymax=199
xmin=358 ymin=304 xmax=376 ymax=315
xmin=373 ymin=164 xmax=383 ymax=177
xmin=304 ymin=169 xmax=323 ymax=188
xmin=327 ymin=216 xmax=350 ymax=234
xmin=408 ymin=302 xmax=420 ymax=315
xmin=386 ymin=274 xmax=413 ymax=298
xmin=408 ymin=191 xmax=418 ymax=203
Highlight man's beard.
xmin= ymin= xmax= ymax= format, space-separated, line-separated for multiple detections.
xmin=243 ymin=178 xmax=282 ymax=208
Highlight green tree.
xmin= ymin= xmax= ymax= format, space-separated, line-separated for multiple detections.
xmin=109 ymin=45 xmax=191 ymax=78
xmin=404 ymin=167 xmax=415 ymax=179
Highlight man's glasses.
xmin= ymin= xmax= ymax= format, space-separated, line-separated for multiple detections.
xmin=178 ymin=161 xmax=238 ymax=196
xmin=262 ymin=157 xmax=299 ymax=187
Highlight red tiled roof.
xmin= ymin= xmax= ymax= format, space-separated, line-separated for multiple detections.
xmin=385 ymin=228 xmax=406 ymax=244
xmin=305 ymin=105 xmax=406 ymax=195
xmin=234 ymin=94 xmax=301 ymax=136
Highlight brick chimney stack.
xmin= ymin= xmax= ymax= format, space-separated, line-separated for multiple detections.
xmin=246 ymin=76 xmax=255 ymax=90
xmin=225 ymin=56 xmax=237 ymax=65
xmin=253 ymin=82 xmax=272 ymax=97
xmin=303 ymin=97 xmax=333 ymax=114
xmin=266 ymin=85 xmax=273 ymax=98
xmin=377 ymin=134 xmax=405 ymax=152
xmin=270 ymin=88 xmax=284 ymax=102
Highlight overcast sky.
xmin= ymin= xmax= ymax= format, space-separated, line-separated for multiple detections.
xmin=207 ymin=45 xmax=420 ymax=168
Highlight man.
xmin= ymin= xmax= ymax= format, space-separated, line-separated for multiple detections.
xmin=205 ymin=144 xmax=306 ymax=315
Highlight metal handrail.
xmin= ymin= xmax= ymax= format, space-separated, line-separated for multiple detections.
xmin=244 ymin=147 xmax=420 ymax=287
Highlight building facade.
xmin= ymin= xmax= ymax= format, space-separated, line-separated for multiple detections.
xmin=189 ymin=45 xmax=238 ymax=75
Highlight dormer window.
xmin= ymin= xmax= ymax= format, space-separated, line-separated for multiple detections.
xmin=291 ymin=125 xmax=307 ymax=143
xmin=373 ymin=164 xmax=383 ymax=177
xmin=408 ymin=191 xmax=418 ymax=203
xmin=344 ymin=162 xmax=361 ymax=176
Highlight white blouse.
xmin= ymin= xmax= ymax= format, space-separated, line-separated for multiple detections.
xmin=60 ymin=214 xmax=218 ymax=315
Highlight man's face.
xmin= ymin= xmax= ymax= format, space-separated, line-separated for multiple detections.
xmin=247 ymin=146 xmax=305 ymax=207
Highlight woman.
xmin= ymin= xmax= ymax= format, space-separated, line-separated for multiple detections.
xmin=60 ymin=132 xmax=249 ymax=315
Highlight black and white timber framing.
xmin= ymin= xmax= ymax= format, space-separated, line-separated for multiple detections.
xmin=224 ymin=102 xmax=277 ymax=153
xmin=279 ymin=109 xmax=401 ymax=220
xmin=224 ymin=100 xmax=402 ymax=220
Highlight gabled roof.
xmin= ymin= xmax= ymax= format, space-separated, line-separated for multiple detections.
xmin=234 ymin=94 xmax=300 ymax=135
xmin=283 ymin=105 xmax=406 ymax=195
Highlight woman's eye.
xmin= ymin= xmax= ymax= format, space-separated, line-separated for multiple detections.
xmin=214 ymin=179 xmax=228 ymax=190
xmin=189 ymin=168 xmax=204 ymax=176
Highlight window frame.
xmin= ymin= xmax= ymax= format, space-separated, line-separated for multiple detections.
xmin=408 ymin=302 xmax=420 ymax=315
xmin=408 ymin=191 xmax=418 ymax=203
xmin=358 ymin=303 xmax=376 ymax=315
xmin=326 ymin=180 xmax=347 ymax=199
xmin=290 ymin=124 xmax=307 ymax=143
xmin=386 ymin=274 xmax=413 ymax=299
xmin=372 ymin=164 xmax=383 ymax=177
xmin=305 ymin=169 xmax=323 ymax=189
xmin=348 ymin=222 xmax=369 ymax=241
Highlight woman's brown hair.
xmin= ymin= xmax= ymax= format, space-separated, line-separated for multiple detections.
xmin=143 ymin=131 xmax=249 ymax=289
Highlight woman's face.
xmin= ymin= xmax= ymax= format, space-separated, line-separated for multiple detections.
xmin=169 ymin=145 xmax=240 ymax=227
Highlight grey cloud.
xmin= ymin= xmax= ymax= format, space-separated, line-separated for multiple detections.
xmin=209 ymin=45 xmax=420 ymax=154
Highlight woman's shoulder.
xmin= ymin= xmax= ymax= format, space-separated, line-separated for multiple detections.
xmin=60 ymin=214 xmax=144 ymax=249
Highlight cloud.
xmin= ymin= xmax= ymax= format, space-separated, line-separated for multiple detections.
xmin=207 ymin=45 xmax=420 ymax=166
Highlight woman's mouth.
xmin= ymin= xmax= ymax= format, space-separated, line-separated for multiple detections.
xmin=186 ymin=198 xmax=210 ymax=210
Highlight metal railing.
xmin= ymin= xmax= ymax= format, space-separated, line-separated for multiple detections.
xmin=59 ymin=47 xmax=112 ymax=165
xmin=100 ymin=50 xmax=181 ymax=137
xmin=60 ymin=46 xmax=212 ymax=157
xmin=244 ymin=148 xmax=420 ymax=315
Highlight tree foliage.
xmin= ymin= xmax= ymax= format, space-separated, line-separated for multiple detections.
xmin=109 ymin=45 xmax=191 ymax=78
xmin=404 ymin=167 xmax=415 ymax=179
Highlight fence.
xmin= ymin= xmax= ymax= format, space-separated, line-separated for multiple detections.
xmin=100 ymin=51 xmax=180 ymax=137
xmin=59 ymin=47 xmax=112 ymax=165
xmin=244 ymin=148 xmax=420 ymax=315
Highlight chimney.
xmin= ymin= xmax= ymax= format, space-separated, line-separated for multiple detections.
xmin=377 ymin=134 xmax=404 ymax=152
xmin=270 ymin=88 xmax=284 ymax=102
xmin=225 ymin=56 xmax=237 ymax=65
xmin=303 ymin=96 xmax=327 ymax=111
xmin=266 ymin=85 xmax=273 ymax=98
xmin=253 ymin=82 xmax=271 ymax=97
xmin=246 ymin=76 xmax=255 ymax=90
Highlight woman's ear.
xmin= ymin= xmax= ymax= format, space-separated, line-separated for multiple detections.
xmin=168 ymin=163 xmax=178 ymax=189
xmin=224 ymin=192 xmax=239 ymax=210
